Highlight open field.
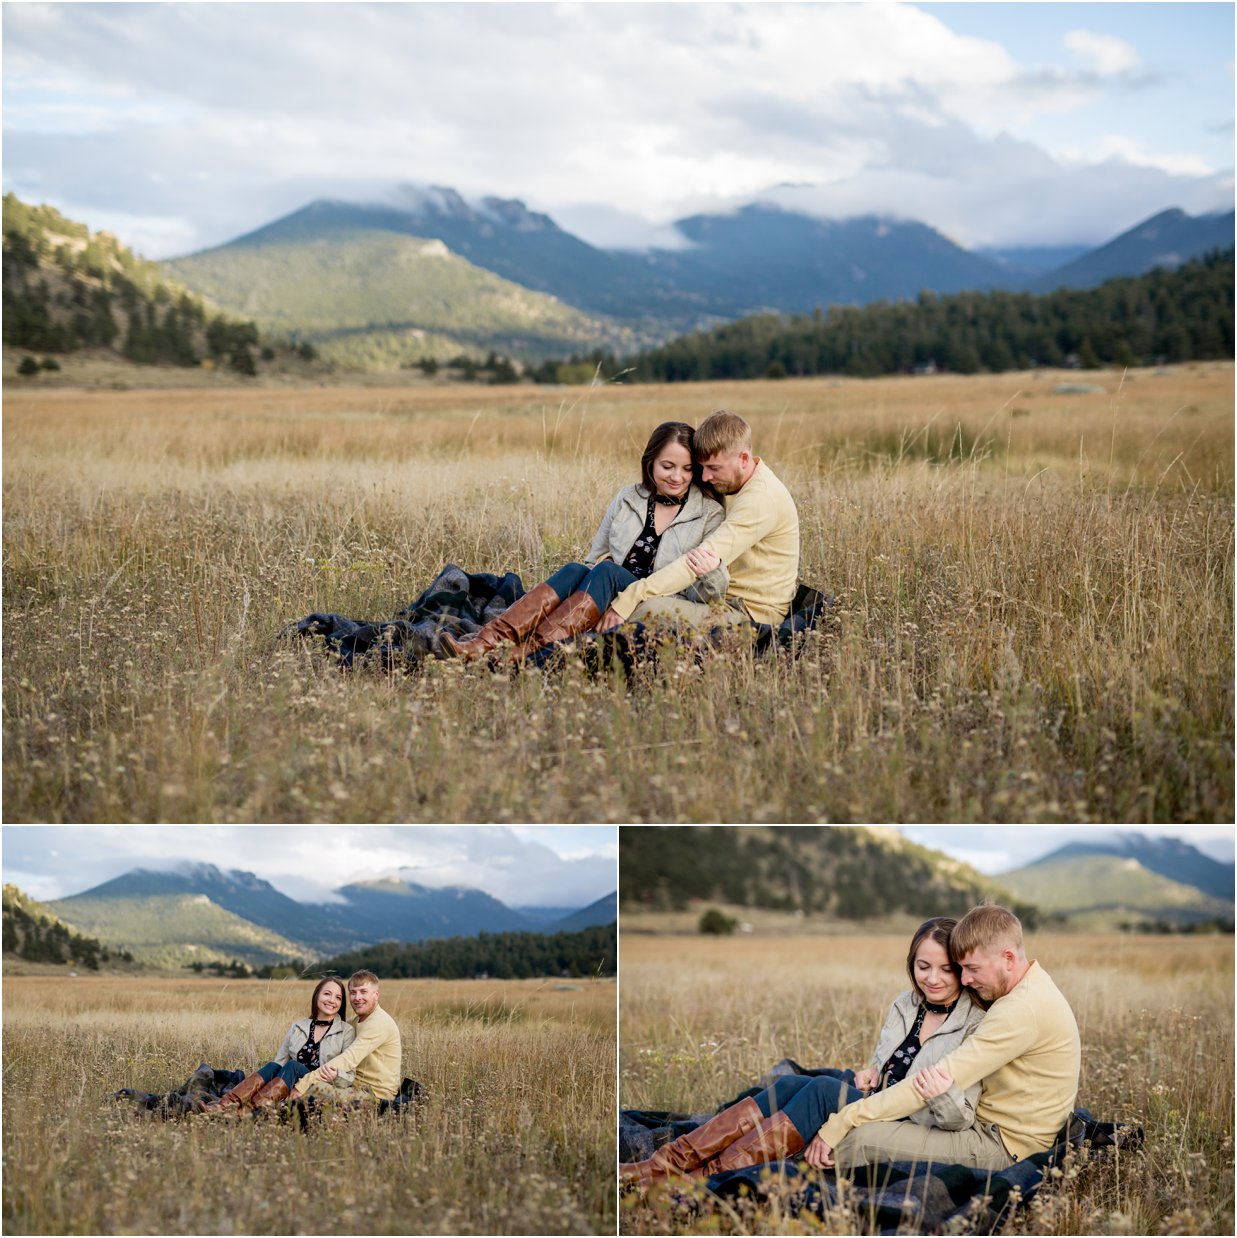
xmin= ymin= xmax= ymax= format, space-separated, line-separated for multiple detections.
xmin=4 ymin=364 xmax=1232 ymax=822
xmin=2 ymin=974 xmax=615 ymax=1234
xmin=619 ymin=931 xmax=1234 ymax=1235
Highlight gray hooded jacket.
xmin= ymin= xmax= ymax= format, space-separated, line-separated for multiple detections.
xmin=866 ymin=989 xmax=986 ymax=1130
xmin=586 ymin=483 xmax=728 ymax=602
xmin=275 ymin=1015 xmax=357 ymax=1088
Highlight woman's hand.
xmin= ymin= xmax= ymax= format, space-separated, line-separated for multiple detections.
xmin=599 ymin=607 xmax=624 ymax=633
xmin=803 ymin=1133 xmax=835 ymax=1169
xmin=853 ymin=1067 xmax=879 ymax=1093
xmin=910 ymin=1064 xmax=954 ymax=1101
xmin=685 ymin=546 xmax=721 ymax=577
xmin=317 ymin=1064 xmax=339 ymax=1083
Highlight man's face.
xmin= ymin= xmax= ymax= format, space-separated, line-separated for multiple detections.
xmin=699 ymin=449 xmax=749 ymax=495
xmin=349 ymin=982 xmax=379 ymax=1018
xmin=957 ymin=946 xmax=1012 ymax=1002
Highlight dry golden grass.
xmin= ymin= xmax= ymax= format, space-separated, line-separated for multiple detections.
xmin=3 ymin=365 xmax=1232 ymax=822
xmin=618 ymin=929 xmax=1234 ymax=1235
xmin=2 ymin=975 xmax=616 ymax=1234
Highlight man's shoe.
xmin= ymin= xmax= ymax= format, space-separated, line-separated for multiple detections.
xmin=440 ymin=583 xmax=561 ymax=659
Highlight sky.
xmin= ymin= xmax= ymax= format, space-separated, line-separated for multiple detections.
xmin=894 ymin=825 xmax=1235 ymax=875
xmin=1 ymin=825 xmax=618 ymax=907
xmin=3 ymin=2 xmax=1232 ymax=261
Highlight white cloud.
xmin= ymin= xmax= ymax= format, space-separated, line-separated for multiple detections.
xmin=1 ymin=826 xmax=616 ymax=909
xmin=1064 ymin=29 xmax=1140 ymax=77
xmin=1 ymin=4 xmax=1230 ymax=256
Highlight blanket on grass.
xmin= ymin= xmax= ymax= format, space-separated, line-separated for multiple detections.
xmin=112 ymin=1063 xmax=425 ymax=1126
xmin=620 ymin=1061 xmax=1143 ymax=1236
xmin=284 ymin=564 xmax=833 ymax=672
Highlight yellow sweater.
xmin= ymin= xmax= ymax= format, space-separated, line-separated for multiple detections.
xmin=609 ymin=459 xmax=799 ymax=627
xmin=817 ymin=961 xmax=1080 ymax=1161
xmin=294 ymin=1005 xmax=402 ymax=1102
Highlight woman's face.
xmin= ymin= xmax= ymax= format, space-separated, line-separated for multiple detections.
xmin=914 ymin=937 xmax=962 ymax=1006
xmin=316 ymin=981 xmax=344 ymax=1019
xmin=651 ymin=441 xmax=693 ymax=499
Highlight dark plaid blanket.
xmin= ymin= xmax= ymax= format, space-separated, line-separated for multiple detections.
xmin=620 ymin=1061 xmax=1144 ymax=1235
xmin=112 ymin=1063 xmax=425 ymax=1126
xmin=284 ymin=563 xmax=833 ymax=671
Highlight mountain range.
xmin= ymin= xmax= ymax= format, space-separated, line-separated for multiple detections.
xmin=160 ymin=187 xmax=1234 ymax=365
xmin=37 ymin=863 xmax=616 ymax=968
xmin=996 ymin=833 xmax=1234 ymax=929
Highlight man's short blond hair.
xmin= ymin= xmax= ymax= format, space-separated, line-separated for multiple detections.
xmin=951 ymin=904 xmax=1024 ymax=958
xmin=695 ymin=410 xmax=752 ymax=459
xmin=348 ymin=969 xmax=380 ymax=988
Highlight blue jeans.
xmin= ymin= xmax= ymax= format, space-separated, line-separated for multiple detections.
xmin=545 ymin=560 xmax=637 ymax=613
xmin=257 ymin=1059 xmax=312 ymax=1089
xmin=755 ymin=1073 xmax=868 ymax=1142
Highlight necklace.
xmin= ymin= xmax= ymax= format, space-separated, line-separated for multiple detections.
xmin=653 ymin=492 xmax=688 ymax=507
xmin=923 ymin=996 xmax=959 ymax=1016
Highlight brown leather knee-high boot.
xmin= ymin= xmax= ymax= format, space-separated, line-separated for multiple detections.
xmin=440 ymin=582 xmax=561 ymax=659
xmin=507 ymin=592 xmax=602 ymax=663
xmin=249 ymin=1076 xmax=292 ymax=1111
xmin=619 ymin=1097 xmax=763 ymax=1185
xmin=700 ymin=1109 xmax=806 ymax=1176
xmin=200 ymin=1070 xmax=267 ymax=1115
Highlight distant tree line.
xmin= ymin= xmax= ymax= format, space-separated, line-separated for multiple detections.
xmin=547 ymin=249 xmax=1234 ymax=383
xmin=620 ymin=826 xmax=1041 ymax=926
xmin=1 ymin=885 xmax=134 ymax=969
xmin=256 ymin=923 xmax=616 ymax=981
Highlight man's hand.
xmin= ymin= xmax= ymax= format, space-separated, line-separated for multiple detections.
xmin=803 ymin=1133 xmax=835 ymax=1169
xmin=599 ymin=607 xmax=624 ymax=633
xmin=316 ymin=1064 xmax=339 ymax=1083
xmin=853 ymin=1067 xmax=879 ymax=1093
xmin=910 ymin=1064 xmax=954 ymax=1101
xmin=685 ymin=546 xmax=721 ymax=578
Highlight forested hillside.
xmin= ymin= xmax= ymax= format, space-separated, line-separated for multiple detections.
xmin=588 ymin=249 xmax=1233 ymax=382
xmin=620 ymin=827 xmax=1039 ymax=924
xmin=306 ymin=924 xmax=616 ymax=980
xmin=3 ymin=195 xmax=281 ymax=374
xmin=2 ymin=884 xmax=134 ymax=969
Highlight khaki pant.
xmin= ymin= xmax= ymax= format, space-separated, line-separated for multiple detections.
xmin=836 ymin=1119 xmax=1014 ymax=1172
xmin=628 ymin=596 xmax=752 ymax=629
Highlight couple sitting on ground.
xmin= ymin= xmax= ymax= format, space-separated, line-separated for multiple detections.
xmin=621 ymin=903 xmax=1081 ymax=1183
xmin=203 ymin=969 xmax=401 ymax=1116
xmin=439 ymin=409 xmax=800 ymax=664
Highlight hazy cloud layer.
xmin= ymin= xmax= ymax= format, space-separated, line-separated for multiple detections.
xmin=3 ymin=3 xmax=1231 ymax=258
xmin=2 ymin=826 xmax=617 ymax=908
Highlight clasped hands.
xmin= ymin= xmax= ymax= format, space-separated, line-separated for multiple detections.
xmin=803 ymin=1063 xmax=956 ymax=1170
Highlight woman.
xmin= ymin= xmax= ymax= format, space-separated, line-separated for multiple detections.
xmin=203 ymin=977 xmax=356 ymax=1116
xmin=620 ymin=917 xmax=985 ymax=1183
xmin=441 ymin=421 xmax=728 ymax=661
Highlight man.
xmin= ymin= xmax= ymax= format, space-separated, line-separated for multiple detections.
xmin=805 ymin=904 xmax=1080 ymax=1172
xmin=599 ymin=409 xmax=799 ymax=634
xmin=294 ymin=969 xmax=402 ymax=1104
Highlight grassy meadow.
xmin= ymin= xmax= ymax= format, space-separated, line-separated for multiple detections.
xmin=3 ymin=363 xmax=1232 ymax=822
xmin=619 ymin=929 xmax=1234 ymax=1235
xmin=2 ymin=974 xmax=615 ymax=1235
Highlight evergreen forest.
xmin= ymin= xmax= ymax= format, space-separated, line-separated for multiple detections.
xmin=3 ymin=194 xmax=267 ymax=372
xmin=2 ymin=884 xmax=134 ymax=969
xmin=301 ymin=923 xmax=617 ymax=981
xmin=572 ymin=249 xmax=1234 ymax=383
xmin=619 ymin=826 xmax=1040 ymax=924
